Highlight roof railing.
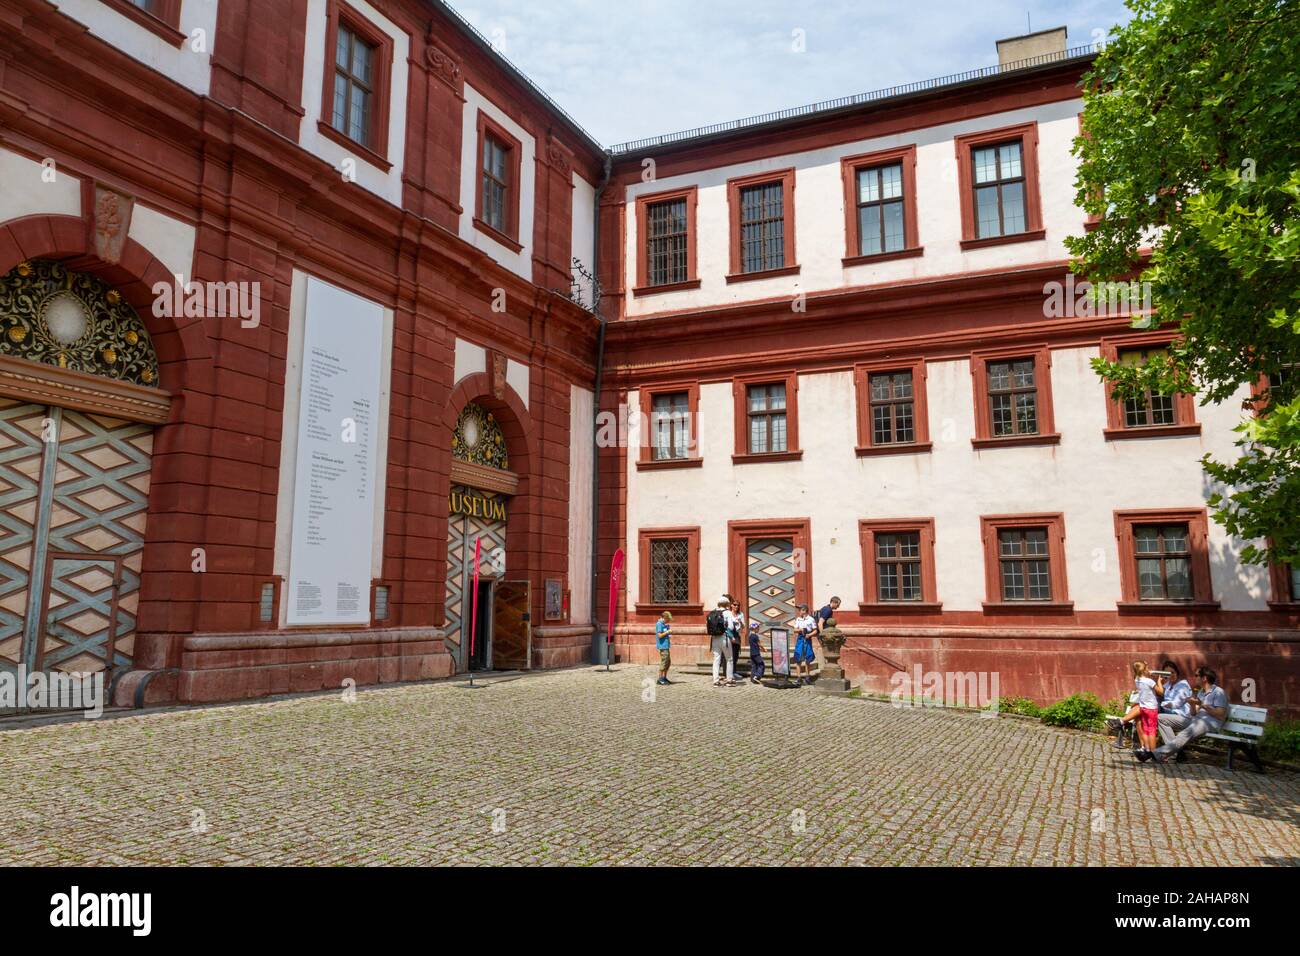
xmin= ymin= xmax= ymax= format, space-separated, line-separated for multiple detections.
xmin=608 ymin=42 xmax=1100 ymax=155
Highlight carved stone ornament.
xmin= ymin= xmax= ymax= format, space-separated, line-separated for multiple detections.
xmin=92 ymin=185 xmax=134 ymax=265
xmin=489 ymin=350 xmax=507 ymax=400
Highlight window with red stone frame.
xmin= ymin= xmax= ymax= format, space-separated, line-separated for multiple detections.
xmin=854 ymin=358 xmax=931 ymax=456
xmin=637 ymin=527 xmax=702 ymax=615
xmin=953 ymin=122 xmax=1044 ymax=250
xmin=634 ymin=186 xmax=700 ymax=296
xmin=858 ymin=519 xmax=940 ymax=613
xmin=101 ymin=0 xmax=184 ymax=45
xmin=1267 ymin=547 xmax=1300 ymax=610
xmin=732 ymin=371 xmax=801 ymax=464
xmin=1098 ymin=333 xmax=1200 ymax=439
xmin=319 ymin=1 xmax=394 ymax=169
xmin=969 ymin=345 xmax=1059 ymax=448
xmin=1113 ymin=509 xmax=1218 ymax=611
xmin=473 ymin=112 xmax=524 ymax=251
xmin=726 ymin=168 xmax=798 ymax=282
xmin=637 ymin=383 xmax=702 ymax=471
xmin=841 ymin=145 xmax=922 ymax=266
xmin=980 ymin=513 xmax=1072 ymax=611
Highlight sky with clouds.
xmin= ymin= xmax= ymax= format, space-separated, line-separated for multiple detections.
xmin=442 ymin=0 xmax=1135 ymax=147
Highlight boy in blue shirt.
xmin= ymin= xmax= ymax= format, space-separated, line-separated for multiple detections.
xmin=655 ymin=611 xmax=673 ymax=685
xmin=747 ymin=620 xmax=765 ymax=684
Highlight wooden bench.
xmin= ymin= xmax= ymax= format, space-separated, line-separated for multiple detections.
xmin=1206 ymin=704 xmax=1268 ymax=772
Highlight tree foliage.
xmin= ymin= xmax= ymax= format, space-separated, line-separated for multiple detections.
xmin=1068 ymin=0 xmax=1300 ymax=567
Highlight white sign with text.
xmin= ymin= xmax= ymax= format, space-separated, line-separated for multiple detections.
xmin=286 ymin=277 xmax=384 ymax=625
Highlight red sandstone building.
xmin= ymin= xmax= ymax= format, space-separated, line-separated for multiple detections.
xmin=0 ymin=3 xmax=1294 ymax=712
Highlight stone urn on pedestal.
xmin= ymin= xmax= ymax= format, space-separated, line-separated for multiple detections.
xmin=814 ymin=619 xmax=853 ymax=696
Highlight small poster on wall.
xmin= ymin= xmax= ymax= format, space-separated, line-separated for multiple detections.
xmin=770 ymin=626 xmax=790 ymax=677
xmin=544 ymin=579 xmax=564 ymax=621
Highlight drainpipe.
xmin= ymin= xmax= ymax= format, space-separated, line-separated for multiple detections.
xmin=589 ymin=151 xmax=613 ymax=647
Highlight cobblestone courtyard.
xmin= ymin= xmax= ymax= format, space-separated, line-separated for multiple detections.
xmin=2 ymin=666 xmax=1298 ymax=866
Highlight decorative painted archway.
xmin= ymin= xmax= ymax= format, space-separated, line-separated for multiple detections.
xmin=0 ymin=257 xmax=164 ymax=688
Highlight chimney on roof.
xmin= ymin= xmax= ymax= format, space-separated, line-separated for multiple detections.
xmin=996 ymin=26 xmax=1068 ymax=65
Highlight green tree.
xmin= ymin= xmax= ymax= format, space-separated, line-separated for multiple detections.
xmin=1068 ymin=0 xmax=1300 ymax=569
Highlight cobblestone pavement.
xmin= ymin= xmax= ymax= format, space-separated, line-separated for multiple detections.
xmin=1 ymin=666 xmax=1298 ymax=866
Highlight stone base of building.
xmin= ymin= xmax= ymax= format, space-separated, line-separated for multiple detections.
xmin=118 ymin=626 xmax=454 ymax=706
xmin=839 ymin=626 xmax=1299 ymax=715
xmin=532 ymin=625 xmax=595 ymax=669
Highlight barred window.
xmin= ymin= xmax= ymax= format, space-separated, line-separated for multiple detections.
xmin=747 ymin=383 xmax=787 ymax=454
xmin=1134 ymin=524 xmax=1193 ymax=601
xmin=739 ymin=182 xmax=785 ymax=273
xmin=651 ymin=392 xmax=690 ymax=461
xmin=1290 ymin=564 xmax=1300 ymax=602
xmin=988 ymin=358 xmax=1038 ymax=437
xmin=857 ymin=163 xmax=905 ymax=255
xmin=870 ymin=371 xmax=915 ymax=444
xmin=998 ymin=528 xmax=1051 ymax=601
xmin=647 ymin=198 xmax=689 ymax=286
xmin=972 ymin=140 xmax=1026 ymax=239
xmin=650 ymin=538 xmax=690 ymax=604
xmin=481 ymin=134 xmax=510 ymax=234
xmin=876 ymin=532 xmax=922 ymax=602
xmin=332 ymin=24 xmax=376 ymax=148
xmin=1119 ymin=348 xmax=1176 ymax=428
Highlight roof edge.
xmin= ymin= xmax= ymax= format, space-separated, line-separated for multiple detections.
xmin=609 ymin=42 xmax=1099 ymax=157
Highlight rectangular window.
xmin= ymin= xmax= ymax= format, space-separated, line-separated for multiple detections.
xmin=649 ymin=538 xmax=690 ymax=604
xmin=998 ymin=528 xmax=1052 ymax=601
xmin=332 ymin=23 xmax=375 ymax=149
xmin=1133 ymin=524 xmax=1193 ymax=601
xmin=971 ymin=140 xmax=1026 ymax=239
xmin=876 ymin=532 xmax=922 ymax=602
xmin=857 ymin=163 xmax=906 ymax=256
xmin=647 ymin=198 xmax=689 ymax=286
xmin=1291 ymin=565 xmax=1300 ymax=602
xmin=651 ymin=391 xmax=691 ymax=461
xmin=739 ymin=181 xmax=786 ymax=273
xmin=747 ymin=383 xmax=787 ymax=454
xmin=987 ymin=358 xmax=1039 ymax=437
xmin=481 ymin=134 xmax=510 ymax=234
xmin=869 ymin=371 xmax=915 ymax=445
xmin=1119 ymin=348 xmax=1176 ymax=427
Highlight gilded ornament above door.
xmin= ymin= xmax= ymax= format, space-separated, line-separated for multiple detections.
xmin=0 ymin=259 xmax=160 ymax=387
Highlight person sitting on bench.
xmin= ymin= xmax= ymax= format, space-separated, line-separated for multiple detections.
xmin=1143 ymin=667 xmax=1229 ymax=764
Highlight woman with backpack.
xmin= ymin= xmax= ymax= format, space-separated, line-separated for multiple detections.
xmin=707 ymin=598 xmax=736 ymax=686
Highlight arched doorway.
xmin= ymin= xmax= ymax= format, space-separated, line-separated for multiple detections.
xmin=444 ymin=401 xmax=530 ymax=673
xmin=0 ymin=259 xmax=163 ymax=698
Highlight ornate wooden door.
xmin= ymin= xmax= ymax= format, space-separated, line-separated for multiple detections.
xmin=492 ymin=580 xmax=530 ymax=670
xmin=746 ymin=537 xmax=798 ymax=626
xmin=444 ymin=498 xmax=507 ymax=672
xmin=0 ymin=400 xmax=46 ymax=684
xmin=0 ymin=401 xmax=151 ymax=689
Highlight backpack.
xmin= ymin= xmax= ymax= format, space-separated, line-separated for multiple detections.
xmin=706 ymin=609 xmax=727 ymax=636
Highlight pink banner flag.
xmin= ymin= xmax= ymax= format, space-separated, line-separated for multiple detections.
xmin=469 ymin=536 xmax=483 ymax=661
xmin=607 ymin=547 xmax=624 ymax=651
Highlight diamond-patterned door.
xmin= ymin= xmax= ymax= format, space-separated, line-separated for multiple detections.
xmin=746 ymin=537 xmax=798 ymax=627
xmin=0 ymin=403 xmax=151 ymax=696
xmin=0 ymin=400 xmax=46 ymax=685
xmin=443 ymin=492 xmax=507 ymax=673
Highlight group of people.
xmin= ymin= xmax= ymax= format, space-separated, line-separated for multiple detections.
xmin=653 ymin=596 xmax=843 ymax=687
xmin=1113 ymin=660 xmax=1230 ymax=764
